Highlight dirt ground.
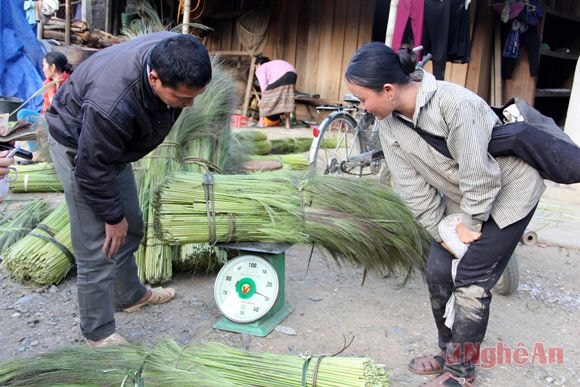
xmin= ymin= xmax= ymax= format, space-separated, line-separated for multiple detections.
xmin=0 ymin=240 xmax=578 ymax=386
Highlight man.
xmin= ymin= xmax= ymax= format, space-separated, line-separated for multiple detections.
xmin=46 ymin=32 xmax=211 ymax=347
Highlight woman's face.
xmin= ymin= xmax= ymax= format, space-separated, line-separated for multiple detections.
xmin=347 ymin=81 xmax=393 ymax=120
xmin=42 ymin=59 xmax=56 ymax=79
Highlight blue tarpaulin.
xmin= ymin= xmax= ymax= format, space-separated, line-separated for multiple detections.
xmin=0 ymin=0 xmax=44 ymax=111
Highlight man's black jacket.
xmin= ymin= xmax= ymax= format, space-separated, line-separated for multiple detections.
xmin=47 ymin=32 xmax=181 ymax=224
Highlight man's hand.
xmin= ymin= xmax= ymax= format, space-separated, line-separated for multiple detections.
xmin=456 ymin=222 xmax=481 ymax=244
xmin=0 ymin=151 xmax=14 ymax=177
xmin=103 ymin=218 xmax=128 ymax=258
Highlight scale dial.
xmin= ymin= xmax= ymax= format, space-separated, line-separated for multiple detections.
xmin=214 ymin=255 xmax=280 ymax=323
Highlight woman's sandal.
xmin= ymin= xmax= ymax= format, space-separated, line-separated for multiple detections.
xmin=408 ymin=353 xmax=446 ymax=375
xmin=420 ymin=372 xmax=476 ymax=386
xmin=123 ymin=287 xmax=176 ymax=313
xmin=87 ymin=332 xmax=128 ymax=348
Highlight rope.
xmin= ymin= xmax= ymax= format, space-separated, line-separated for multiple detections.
xmin=300 ymin=335 xmax=356 ymax=387
xmin=227 ymin=212 xmax=236 ymax=242
xmin=202 ymin=173 xmax=216 ymax=243
xmin=182 ymin=157 xmax=223 ymax=173
xmin=35 ymin=223 xmax=56 ymax=238
xmin=29 ymin=232 xmax=75 ymax=265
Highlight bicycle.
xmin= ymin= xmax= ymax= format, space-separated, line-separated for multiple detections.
xmin=308 ymin=48 xmax=431 ymax=184
xmin=307 ymin=97 xmax=391 ymax=184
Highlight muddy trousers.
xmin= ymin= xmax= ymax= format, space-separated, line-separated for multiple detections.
xmin=427 ymin=207 xmax=536 ymax=377
xmin=49 ymin=134 xmax=147 ymax=341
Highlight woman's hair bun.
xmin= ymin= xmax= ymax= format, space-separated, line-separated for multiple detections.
xmin=396 ymin=47 xmax=417 ymax=75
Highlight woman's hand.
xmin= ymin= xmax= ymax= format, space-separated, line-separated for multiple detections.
xmin=456 ymin=222 xmax=481 ymax=244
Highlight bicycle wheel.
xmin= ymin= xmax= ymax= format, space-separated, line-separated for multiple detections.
xmin=308 ymin=112 xmax=365 ymax=176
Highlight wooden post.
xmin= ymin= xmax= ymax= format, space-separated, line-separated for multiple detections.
xmin=384 ymin=0 xmax=399 ymax=46
xmin=242 ymin=56 xmax=256 ymax=117
xmin=493 ymin=20 xmax=503 ymax=105
xmin=182 ymin=0 xmax=191 ymax=34
xmin=65 ymin=0 xmax=71 ymax=45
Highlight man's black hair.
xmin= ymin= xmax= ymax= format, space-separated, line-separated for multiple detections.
xmin=150 ymin=34 xmax=212 ymax=89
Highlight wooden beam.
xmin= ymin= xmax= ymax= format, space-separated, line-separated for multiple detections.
xmin=210 ymin=51 xmax=252 ymax=57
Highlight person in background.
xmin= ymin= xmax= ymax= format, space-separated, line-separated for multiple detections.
xmin=23 ymin=0 xmax=38 ymax=34
xmin=345 ymin=42 xmax=544 ymax=386
xmin=41 ymin=51 xmax=73 ymax=114
xmin=17 ymin=51 xmax=73 ymax=157
xmin=254 ymin=56 xmax=297 ymax=129
xmin=46 ymin=32 xmax=212 ymax=347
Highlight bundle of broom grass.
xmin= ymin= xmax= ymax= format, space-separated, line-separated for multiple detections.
xmin=0 ymin=199 xmax=50 ymax=255
xmin=270 ymin=137 xmax=313 ymax=154
xmin=155 ymin=171 xmax=429 ymax=276
xmin=0 ymin=339 xmax=389 ymax=386
xmin=251 ymin=153 xmax=310 ymax=170
xmin=9 ymin=163 xmax=63 ymax=193
xmin=233 ymin=129 xmax=273 ymax=155
xmin=135 ymin=57 xmax=240 ymax=283
xmin=1 ymin=202 xmax=74 ymax=285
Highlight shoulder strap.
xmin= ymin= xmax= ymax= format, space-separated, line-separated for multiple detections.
xmin=395 ymin=115 xmax=453 ymax=159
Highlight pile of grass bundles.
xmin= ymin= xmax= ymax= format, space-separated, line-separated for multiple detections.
xmin=156 ymin=171 xmax=429 ymax=275
xmin=251 ymin=154 xmax=310 ymax=170
xmin=0 ymin=339 xmax=389 ymax=386
xmin=9 ymin=163 xmax=63 ymax=192
xmin=233 ymin=129 xmax=272 ymax=155
xmin=0 ymin=199 xmax=50 ymax=255
xmin=270 ymin=137 xmax=313 ymax=154
xmin=1 ymin=202 xmax=74 ymax=285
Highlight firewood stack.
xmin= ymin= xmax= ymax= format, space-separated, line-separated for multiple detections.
xmin=43 ymin=17 xmax=127 ymax=48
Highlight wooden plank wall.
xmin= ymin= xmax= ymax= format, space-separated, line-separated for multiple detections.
xmin=202 ymin=0 xmax=376 ymax=102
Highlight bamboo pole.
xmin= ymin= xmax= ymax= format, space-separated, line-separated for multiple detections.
xmin=65 ymin=0 xmax=71 ymax=45
xmin=182 ymin=0 xmax=191 ymax=34
xmin=242 ymin=55 xmax=256 ymax=117
xmin=384 ymin=0 xmax=399 ymax=46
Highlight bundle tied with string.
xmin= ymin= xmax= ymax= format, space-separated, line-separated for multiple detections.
xmin=236 ymin=6 xmax=270 ymax=56
xmin=1 ymin=202 xmax=75 ymax=285
xmin=156 ymin=171 xmax=430 ymax=277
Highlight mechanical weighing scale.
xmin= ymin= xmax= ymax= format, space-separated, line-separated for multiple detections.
xmin=213 ymin=242 xmax=294 ymax=337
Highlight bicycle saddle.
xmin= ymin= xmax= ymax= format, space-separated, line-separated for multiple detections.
xmin=343 ymin=93 xmax=360 ymax=103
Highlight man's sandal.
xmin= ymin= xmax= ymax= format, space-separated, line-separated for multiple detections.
xmin=87 ymin=332 xmax=128 ymax=348
xmin=420 ymin=372 xmax=476 ymax=386
xmin=123 ymin=287 xmax=176 ymax=313
xmin=408 ymin=353 xmax=446 ymax=375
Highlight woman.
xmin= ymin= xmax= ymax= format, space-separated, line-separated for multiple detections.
xmin=41 ymin=51 xmax=72 ymax=114
xmin=17 ymin=51 xmax=72 ymax=155
xmin=345 ymin=42 xmax=544 ymax=386
xmin=254 ymin=56 xmax=297 ymax=129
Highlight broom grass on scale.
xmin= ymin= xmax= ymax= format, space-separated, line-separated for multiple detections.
xmin=0 ymin=339 xmax=390 ymax=386
xmin=155 ymin=171 xmax=430 ymax=277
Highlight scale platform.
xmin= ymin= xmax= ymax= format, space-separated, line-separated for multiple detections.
xmin=213 ymin=242 xmax=294 ymax=337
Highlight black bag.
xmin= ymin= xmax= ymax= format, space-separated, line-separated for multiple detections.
xmin=396 ymin=98 xmax=580 ymax=184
